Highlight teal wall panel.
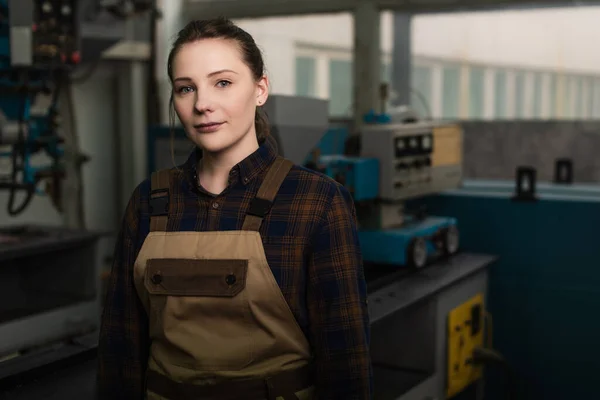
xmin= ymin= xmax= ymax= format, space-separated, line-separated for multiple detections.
xmin=413 ymin=182 xmax=600 ymax=400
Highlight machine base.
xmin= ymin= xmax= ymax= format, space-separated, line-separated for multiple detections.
xmin=359 ymin=216 xmax=459 ymax=267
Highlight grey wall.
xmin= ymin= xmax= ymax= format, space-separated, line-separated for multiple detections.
xmin=462 ymin=120 xmax=600 ymax=183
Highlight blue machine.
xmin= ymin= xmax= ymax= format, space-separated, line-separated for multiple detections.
xmin=359 ymin=216 xmax=458 ymax=266
xmin=318 ymin=155 xmax=379 ymax=202
xmin=0 ymin=0 xmax=81 ymax=216
xmin=307 ymin=115 xmax=463 ymax=268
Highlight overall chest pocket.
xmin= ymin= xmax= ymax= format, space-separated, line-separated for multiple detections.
xmin=144 ymin=258 xmax=255 ymax=371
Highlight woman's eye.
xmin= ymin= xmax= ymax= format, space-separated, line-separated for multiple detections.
xmin=177 ymin=86 xmax=193 ymax=94
xmin=216 ymin=80 xmax=231 ymax=88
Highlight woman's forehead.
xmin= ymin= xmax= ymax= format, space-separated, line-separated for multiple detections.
xmin=172 ymin=39 xmax=246 ymax=78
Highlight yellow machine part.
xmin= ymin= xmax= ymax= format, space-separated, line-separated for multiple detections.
xmin=432 ymin=124 xmax=463 ymax=167
xmin=446 ymin=293 xmax=485 ymax=399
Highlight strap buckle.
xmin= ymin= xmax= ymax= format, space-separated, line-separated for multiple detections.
xmin=149 ymin=189 xmax=169 ymax=216
xmin=247 ymin=197 xmax=272 ymax=218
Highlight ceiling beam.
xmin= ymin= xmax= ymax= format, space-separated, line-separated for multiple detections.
xmin=184 ymin=0 xmax=600 ymax=21
xmin=379 ymin=0 xmax=600 ymax=13
xmin=183 ymin=0 xmax=358 ymax=21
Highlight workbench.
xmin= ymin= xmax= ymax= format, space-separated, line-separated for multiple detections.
xmin=0 ymin=225 xmax=102 ymax=358
xmin=0 ymin=252 xmax=495 ymax=400
xmin=366 ymin=253 xmax=495 ymax=400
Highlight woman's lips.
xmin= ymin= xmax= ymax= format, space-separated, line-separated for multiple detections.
xmin=194 ymin=122 xmax=224 ymax=133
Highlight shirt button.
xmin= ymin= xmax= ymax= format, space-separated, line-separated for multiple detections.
xmin=212 ymin=202 xmax=219 ymax=209
xmin=243 ymin=177 xmax=249 ymax=184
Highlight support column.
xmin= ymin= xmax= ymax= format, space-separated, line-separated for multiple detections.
xmin=391 ymin=12 xmax=412 ymax=108
xmin=114 ymin=16 xmax=149 ymax=207
xmin=156 ymin=0 xmax=186 ymax=125
xmin=353 ymin=0 xmax=381 ymax=128
xmin=116 ymin=60 xmax=148 ymax=207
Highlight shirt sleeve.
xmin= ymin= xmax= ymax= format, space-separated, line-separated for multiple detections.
xmin=307 ymin=184 xmax=373 ymax=399
xmin=97 ymin=184 xmax=149 ymax=400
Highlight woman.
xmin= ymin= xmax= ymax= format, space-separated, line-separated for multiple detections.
xmin=97 ymin=17 xmax=372 ymax=400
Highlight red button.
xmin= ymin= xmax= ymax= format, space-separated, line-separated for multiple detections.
xmin=71 ymin=51 xmax=81 ymax=64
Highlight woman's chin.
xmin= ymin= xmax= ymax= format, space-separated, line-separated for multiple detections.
xmin=191 ymin=135 xmax=234 ymax=154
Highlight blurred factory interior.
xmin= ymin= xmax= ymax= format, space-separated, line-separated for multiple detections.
xmin=1 ymin=0 xmax=600 ymax=399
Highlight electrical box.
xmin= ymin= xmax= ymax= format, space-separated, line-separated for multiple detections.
xmin=446 ymin=293 xmax=485 ymax=398
xmin=5 ymin=0 xmax=80 ymax=67
xmin=359 ymin=121 xmax=463 ymax=202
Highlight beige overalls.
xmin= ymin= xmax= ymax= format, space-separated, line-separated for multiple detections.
xmin=133 ymin=157 xmax=315 ymax=400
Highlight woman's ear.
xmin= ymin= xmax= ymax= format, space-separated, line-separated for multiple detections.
xmin=256 ymin=75 xmax=269 ymax=106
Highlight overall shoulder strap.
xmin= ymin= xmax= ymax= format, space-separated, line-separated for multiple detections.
xmin=149 ymin=169 xmax=171 ymax=232
xmin=242 ymin=156 xmax=294 ymax=231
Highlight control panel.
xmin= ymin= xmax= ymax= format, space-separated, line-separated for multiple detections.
xmin=360 ymin=121 xmax=463 ymax=201
xmin=4 ymin=0 xmax=80 ymax=68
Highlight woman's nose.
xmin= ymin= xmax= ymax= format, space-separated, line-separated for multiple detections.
xmin=194 ymin=95 xmax=213 ymax=113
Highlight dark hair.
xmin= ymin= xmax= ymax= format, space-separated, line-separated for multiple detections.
xmin=167 ymin=17 xmax=270 ymax=142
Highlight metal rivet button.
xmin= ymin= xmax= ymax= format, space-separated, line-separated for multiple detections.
xmin=225 ymin=274 xmax=236 ymax=285
xmin=151 ymin=273 xmax=162 ymax=285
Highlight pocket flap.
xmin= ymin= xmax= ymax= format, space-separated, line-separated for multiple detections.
xmin=144 ymin=259 xmax=248 ymax=297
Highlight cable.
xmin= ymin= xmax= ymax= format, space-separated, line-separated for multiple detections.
xmin=7 ymin=85 xmax=35 ymax=216
xmin=469 ymin=310 xmax=516 ymax=400
xmin=485 ymin=310 xmax=494 ymax=348
xmin=410 ymin=87 xmax=432 ymax=120
xmin=472 ymin=347 xmax=517 ymax=400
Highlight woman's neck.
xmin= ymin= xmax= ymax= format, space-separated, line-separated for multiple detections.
xmin=198 ymin=134 xmax=260 ymax=195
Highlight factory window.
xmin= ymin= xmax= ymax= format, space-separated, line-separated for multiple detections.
xmin=494 ymin=70 xmax=507 ymax=118
xmin=574 ymin=77 xmax=583 ymax=118
xmin=549 ymin=74 xmax=558 ymax=117
xmin=328 ymin=59 xmax=353 ymax=116
xmin=556 ymin=74 xmax=566 ymax=118
xmin=514 ymin=71 xmax=526 ymax=118
xmin=468 ymin=66 xmax=485 ymax=118
xmin=532 ymin=72 xmax=543 ymax=118
xmin=565 ymin=76 xmax=576 ymax=118
xmin=441 ymin=66 xmax=460 ymax=118
xmin=411 ymin=65 xmax=432 ymax=118
xmin=583 ymin=77 xmax=592 ymax=118
xmin=295 ymin=56 xmax=316 ymax=97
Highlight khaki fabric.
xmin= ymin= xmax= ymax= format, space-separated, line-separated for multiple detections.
xmin=134 ymin=157 xmax=314 ymax=399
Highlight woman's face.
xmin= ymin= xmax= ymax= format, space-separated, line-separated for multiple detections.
xmin=171 ymin=38 xmax=268 ymax=154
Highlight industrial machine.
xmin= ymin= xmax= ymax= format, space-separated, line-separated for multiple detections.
xmin=0 ymin=0 xmax=153 ymax=371
xmin=0 ymin=0 xmax=98 ymax=362
xmin=0 ymin=0 xmax=156 ymax=217
xmin=0 ymin=0 xmax=80 ymax=216
xmin=303 ymin=112 xmax=463 ymax=268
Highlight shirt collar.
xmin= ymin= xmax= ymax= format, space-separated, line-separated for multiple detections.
xmin=182 ymin=134 xmax=280 ymax=189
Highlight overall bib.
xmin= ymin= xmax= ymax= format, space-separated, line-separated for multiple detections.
xmin=133 ymin=157 xmax=315 ymax=400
